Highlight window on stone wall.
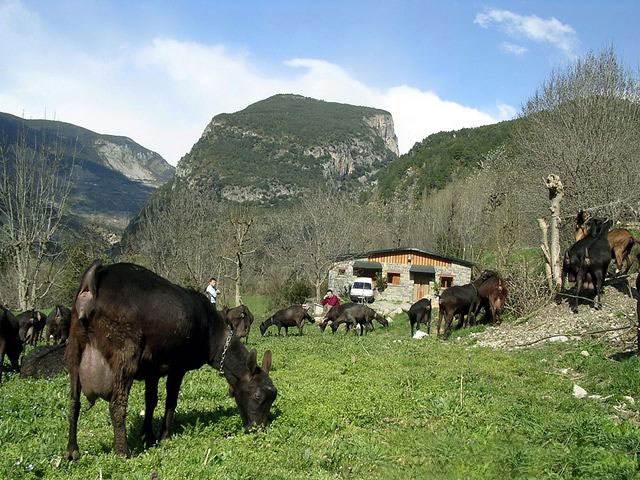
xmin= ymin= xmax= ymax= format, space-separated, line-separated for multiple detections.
xmin=387 ymin=272 xmax=401 ymax=286
xmin=440 ymin=275 xmax=453 ymax=288
xmin=338 ymin=268 xmax=346 ymax=276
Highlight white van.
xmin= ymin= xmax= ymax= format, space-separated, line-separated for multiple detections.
xmin=350 ymin=277 xmax=375 ymax=303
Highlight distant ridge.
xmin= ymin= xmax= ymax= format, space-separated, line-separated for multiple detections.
xmin=0 ymin=112 xmax=175 ymax=229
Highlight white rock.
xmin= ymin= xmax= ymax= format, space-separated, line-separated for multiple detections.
xmin=580 ymin=350 xmax=590 ymax=357
xmin=623 ymin=395 xmax=635 ymax=405
xmin=413 ymin=330 xmax=428 ymax=340
xmin=573 ymin=384 xmax=588 ymax=399
xmin=549 ymin=335 xmax=569 ymax=343
xmin=386 ymin=316 xmax=393 ymax=323
xmin=559 ymin=368 xmax=570 ymax=375
xmin=394 ymin=307 xmax=403 ymax=315
xmin=588 ymin=394 xmax=612 ymax=401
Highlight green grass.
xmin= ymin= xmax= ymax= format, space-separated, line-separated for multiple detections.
xmin=2 ymin=315 xmax=640 ymax=479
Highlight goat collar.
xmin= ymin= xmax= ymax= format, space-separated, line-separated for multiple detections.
xmin=218 ymin=329 xmax=234 ymax=375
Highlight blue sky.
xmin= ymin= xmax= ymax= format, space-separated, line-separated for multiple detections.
xmin=1 ymin=0 xmax=638 ymax=164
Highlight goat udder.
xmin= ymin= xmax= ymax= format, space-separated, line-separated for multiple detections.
xmin=79 ymin=345 xmax=114 ymax=404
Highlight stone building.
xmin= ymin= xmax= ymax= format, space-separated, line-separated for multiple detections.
xmin=328 ymin=247 xmax=473 ymax=305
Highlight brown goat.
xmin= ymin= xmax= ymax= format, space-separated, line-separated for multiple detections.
xmin=469 ymin=274 xmax=508 ymax=326
xmin=575 ymin=211 xmax=637 ymax=274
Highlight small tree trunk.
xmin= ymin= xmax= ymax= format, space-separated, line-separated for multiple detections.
xmin=235 ymin=256 xmax=242 ymax=306
xmin=544 ymin=174 xmax=564 ymax=288
xmin=537 ymin=218 xmax=554 ymax=291
xmin=315 ymin=280 xmax=322 ymax=304
xmin=16 ymin=254 xmax=29 ymax=311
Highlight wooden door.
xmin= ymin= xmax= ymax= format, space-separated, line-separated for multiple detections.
xmin=413 ymin=283 xmax=430 ymax=301
xmin=411 ymin=272 xmax=434 ymax=301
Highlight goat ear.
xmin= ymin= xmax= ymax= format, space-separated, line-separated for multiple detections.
xmin=247 ymin=348 xmax=258 ymax=374
xmin=262 ymin=350 xmax=272 ymax=373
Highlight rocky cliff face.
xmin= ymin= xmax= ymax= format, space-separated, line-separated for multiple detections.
xmin=93 ymin=137 xmax=174 ymax=188
xmin=175 ymin=94 xmax=399 ymax=204
xmin=364 ymin=113 xmax=399 ymax=156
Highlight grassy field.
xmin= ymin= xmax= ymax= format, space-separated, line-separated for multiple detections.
xmin=1 ymin=313 xmax=640 ymax=479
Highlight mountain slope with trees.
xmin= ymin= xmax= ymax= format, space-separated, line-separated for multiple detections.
xmin=0 ymin=112 xmax=175 ymax=229
xmin=376 ymin=119 xmax=517 ymax=199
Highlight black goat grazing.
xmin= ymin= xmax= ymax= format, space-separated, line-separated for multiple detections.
xmin=259 ymin=305 xmax=314 ymax=336
xmin=562 ymin=217 xmax=613 ymax=313
xmin=329 ymin=304 xmax=386 ymax=335
xmin=407 ymin=298 xmax=432 ymax=337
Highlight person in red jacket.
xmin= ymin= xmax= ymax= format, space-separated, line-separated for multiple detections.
xmin=321 ymin=289 xmax=340 ymax=313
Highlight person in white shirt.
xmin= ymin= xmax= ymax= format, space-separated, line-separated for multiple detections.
xmin=205 ymin=277 xmax=219 ymax=305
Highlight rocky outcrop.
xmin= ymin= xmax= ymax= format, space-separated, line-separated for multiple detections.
xmin=94 ymin=138 xmax=174 ymax=187
xmin=363 ymin=113 xmax=399 ymax=156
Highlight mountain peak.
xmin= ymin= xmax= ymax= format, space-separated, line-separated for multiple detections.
xmin=177 ymin=94 xmax=398 ymax=205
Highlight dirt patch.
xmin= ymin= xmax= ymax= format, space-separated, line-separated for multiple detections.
xmin=472 ymin=275 xmax=638 ymax=350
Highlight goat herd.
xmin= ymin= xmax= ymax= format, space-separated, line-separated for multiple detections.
xmin=0 ymin=212 xmax=637 ymax=460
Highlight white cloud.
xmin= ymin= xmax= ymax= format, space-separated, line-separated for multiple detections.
xmin=0 ymin=1 xmax=501 ymax=165
xmin=475 ymin=8 xmax=578 ymax=56
xmin=380 ymin=86 xmax=495 ymax=152
xmin=496 ymin=103 xmax=517 ymax=120
xmin=500 ymin=42 xmax=527 ymax=56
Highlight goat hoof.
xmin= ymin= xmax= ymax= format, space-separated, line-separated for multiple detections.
xmin=115 ymin=448 xmax=131 ymax=458
xmin=142 ymin=433 xmax=156 ymax=448
xmin=65 ymin=448 xmax=80 ymax=461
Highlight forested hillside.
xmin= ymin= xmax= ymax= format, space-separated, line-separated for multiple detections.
xmin=377 ymin=119 xmax=516 ymax=199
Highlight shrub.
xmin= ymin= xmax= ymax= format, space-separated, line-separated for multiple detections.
xmin=500 ymin=256 xmax=552 ymax=319
xmin=264 ymin=275 xmax=313 ymax=310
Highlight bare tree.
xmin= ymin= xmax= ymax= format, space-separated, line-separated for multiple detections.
xmin=515 ymin=47 xmax=640 ymax=220
xmin=265 ymin=189 xmax=355 ymax=302
xmin=0 ymin=131 xmax=74 ymax=310
xmin=538 ymin=174 xmax=565 ymax=289
xmin=298 ymin=191 xmax=354 ymax=301
xmin=221 ymin=206 xmax=256 ymax=306
xmin=135 ymin=183 xmax=221 ymax=289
